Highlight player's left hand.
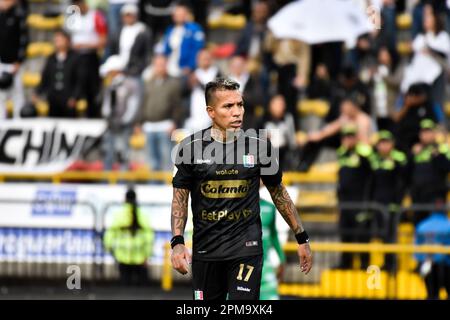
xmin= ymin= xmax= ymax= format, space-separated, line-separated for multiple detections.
xmin=297 ymin=243 xmax=312 ymax=274
xmin=276 ymin=263 xmax=285 ymax=281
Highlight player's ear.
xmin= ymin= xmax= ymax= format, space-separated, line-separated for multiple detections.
xmin=206 ymin=105 xmax=215 ymax=119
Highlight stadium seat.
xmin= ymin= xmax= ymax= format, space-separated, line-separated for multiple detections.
xmin=396 ymin=13 xmax=412 ymax=30
xmin=5 ymin=100 xmax=13 ymax=117
xmin=22 ymin=72 xmax=41 ymax=88
xmin=298 ymin=99 xmax=330 ymax=117
xmin=210 ymin=42 xmax=236 ymax=59
xmin=76 ymin=99 xmax=87 ymax=114
xmin=397 ymin=41 xmax=412 ymax=56
xmin=284 ymin=162 xmax=338 ymax=184
xmin=279 ymin=269 xmax=448 ymax=299
xmin=27 ymin=14 xmax=64 ymax=31
xmin=27 ymin=42 xmax=54 ymax=59
xmin=445 ymin=102 xmax=450 ymax=117
xmin=129 ymin=132 xmax=146 ymax=150
xmin=208 ymin=13 xmax=246 ymax=30
xmin=36 ymin=100 xmax=49 ymax=116
xmin=397 ymin=223 xmax=417 ymax=271
xmin=296 ymin=190 xmax=337 ymax=208
xmin=396 ymin=271 xmax=428 ymax=299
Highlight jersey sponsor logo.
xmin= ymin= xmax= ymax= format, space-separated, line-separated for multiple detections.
xmin=215 ymin=169 xmax=239 ymax=176
xmin=243 ymin=154 xmax=255 ymax=168
xmin=200 ymin=209 xmax=253 ymax=221
xmin=245 ymin=241 xmax=258 ymax=247
xmin=194 ymin=290 xmax=204 ymax=300
xmin=237 ymin=286 xmax=251 ymax=292
xmin=200 ymin=180 xmax=250 ymax=198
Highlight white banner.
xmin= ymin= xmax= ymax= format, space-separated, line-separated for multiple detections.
xmin=0 ymin=119 xmax=107 ymax=173
xmin=0 ymin=183 xmax=297 ymax=265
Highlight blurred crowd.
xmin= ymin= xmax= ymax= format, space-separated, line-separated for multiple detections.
xmin=0 ymin=0 xmax=449 ymax=297
xmin=1 ymin=0 xmax=450 ymax=176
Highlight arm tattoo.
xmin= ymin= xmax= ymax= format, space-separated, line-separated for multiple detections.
xmin=266 ymin=183 xmax=304 ymax=234
xmin=171 ymin=188 xmax=190 ymax=236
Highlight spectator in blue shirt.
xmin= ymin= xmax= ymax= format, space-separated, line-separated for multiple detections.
xmin=415 ymin=211 xmax=450 ymax=299
xmin=161 ymin=2 xmax=205 ymax=78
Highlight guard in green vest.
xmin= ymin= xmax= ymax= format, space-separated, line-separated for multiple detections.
xmin=409 ymin=119 xmax=450 ymax=226
xmin=368 ymin=130 xmax=408 ymax=271
xmin=104 ymin=187 xmax=155 ymax=286
xmin=336 ymin=124 xmax=373 ymax=269
xmin=260 ymin=198 xmax=286 ymax=300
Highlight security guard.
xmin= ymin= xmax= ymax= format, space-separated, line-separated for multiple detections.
xmin=369 ymin=130 xmax=408 ymax=271
xmin=409 ymin=119 xmax=450 ymax=226
xmin=104 ymin=187 xmax=154 ymax=286
xmin=336 ymin=124 xmax=373 ymax=269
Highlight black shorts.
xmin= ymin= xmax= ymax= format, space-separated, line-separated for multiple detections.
xmin=192 ymin=254 xmax=263 ymax=301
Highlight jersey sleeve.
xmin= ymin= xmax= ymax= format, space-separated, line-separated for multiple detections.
xmin=172 ymin=141 xmax=194 ymax=190
xmin=260 ymin=138 xmax=283 ymax=187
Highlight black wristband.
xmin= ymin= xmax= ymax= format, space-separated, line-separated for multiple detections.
xmin=295 ymin=231 xmax=309 ymax=244
xmin=170 ymin=235 xmax=185 ymax=249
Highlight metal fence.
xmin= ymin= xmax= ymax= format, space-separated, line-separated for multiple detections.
xmin=0 ymin=198 xmax=99 ymax=283
xmin=159 ymin=202 xmax=450 ymax=300
xmin=1 ymin=198 xmax=449 ymax=299
xmin=0 ymin=198 xmax=173 ymax=287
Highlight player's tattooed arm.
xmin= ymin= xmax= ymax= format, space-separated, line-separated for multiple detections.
xmin=266 ymin=183 xmax=304 ymax=235
xmin=267 ymin=183 xmax=313 ymax=275
xmin=171 ymin=188 xmax=190 ymax=236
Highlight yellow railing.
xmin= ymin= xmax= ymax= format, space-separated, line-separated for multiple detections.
xmin=282 ymin=242 xmax=449 ymax=300
xmin=0 ymin=170 xmax=174 ymax=185
xmin=283 ymin=242 xmax=450 ymax=254
xmin=0 ymin=170 xmax=337 ymax=185
xmin=161 ymin=241 xmax=450 ymax=299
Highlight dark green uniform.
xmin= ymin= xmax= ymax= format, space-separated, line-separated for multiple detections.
xmin=369 ymin=148 xmax=407 ymax=271
xmin=336 ymin=143 xmax=372 ymax=269
xmin=409 ymin=143 xmax=450 ymax=225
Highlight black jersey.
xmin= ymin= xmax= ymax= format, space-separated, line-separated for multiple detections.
xmin=172 ymin=127 xmax=282 ymax=261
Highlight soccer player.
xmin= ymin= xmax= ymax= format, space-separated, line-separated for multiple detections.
xmin=170 ymin=78 xmax=312 ymax=300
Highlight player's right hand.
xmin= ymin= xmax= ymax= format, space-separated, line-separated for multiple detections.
xmin=171 ymin=244 xmax=192 ymax=275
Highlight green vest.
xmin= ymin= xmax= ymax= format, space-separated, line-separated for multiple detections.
xmin=415 ymin=143 xmax=450 ymax=163
xmin=337 ymin=143 xmax=373 ymax=168
xmin=369 ymin=149 xmax=407 ymax=170
xmin=104 ymin=204 xmax=154 ymax=265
